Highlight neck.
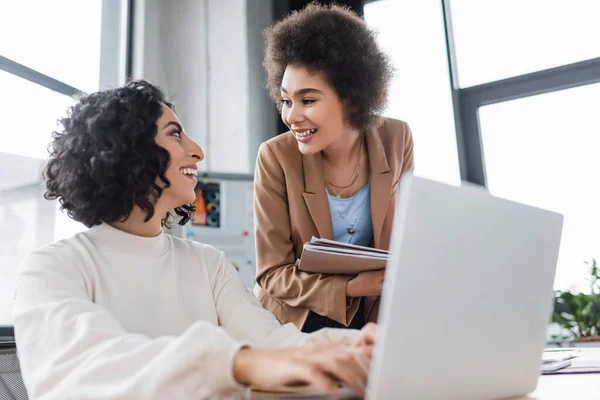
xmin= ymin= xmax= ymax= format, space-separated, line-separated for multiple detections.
xmin=109 ymin=205 xmax=166 ymax=237
xmin=321 ymin=129 xmax=362 ymax=168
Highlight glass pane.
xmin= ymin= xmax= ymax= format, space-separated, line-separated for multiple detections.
xmin=55 ymin=202 xmax=87 ymax=242
xmin=479 ymin=83 xmax=600 ymax=292
xmin=364 ymin=0 xmax=461 ymax=186
xmin=0 ymin=0 xmax=103 ymax=92
xmin=0 ymin=197 xmax=39 ymax=326
xmin=0 ymin=70 xmax=75 ymax=160
xmin=451 ymin=0 xmax=600 ymax=87
xmin=0 ymin=72 xmax=85 ymax=326
xmin=0 ymin=163 xmax=86 ymax=326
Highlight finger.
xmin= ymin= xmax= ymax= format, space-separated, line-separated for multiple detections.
xmin=316 ymin=350 xmax=367 ymax=397
xmin=360 ymin=323 xmax=378 ymax=345
xmin=347 ymin=347 xmax=370 ymax=373
xmin=299 ymin=364 xmax=340 ymax=397
xmin=355 ymin=343 xmax=374 ymax=360
xmin=353 ymin=323 xmax=377 ymax=348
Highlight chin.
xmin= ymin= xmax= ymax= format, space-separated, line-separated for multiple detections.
xmin=169 ymin=192 xmax=195 ymax=209
xmin=182 ymin=193 xmax=196 ymax=206
xmin=297 ymin=142 xmax=322 ymax=156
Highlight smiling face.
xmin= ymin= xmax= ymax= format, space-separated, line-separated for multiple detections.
xmin=280 ymin=65 xmax=355 ymax=155
xmin=154 ymin=104 xmax=204 ymax=209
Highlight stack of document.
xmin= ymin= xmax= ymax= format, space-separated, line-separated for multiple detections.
xmin=297 ymin=237 xmax=389 ymax=275
xmin=541 ymin=349 xmax=581 ymax=374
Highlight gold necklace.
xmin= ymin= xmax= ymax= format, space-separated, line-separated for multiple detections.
xmin=324 ymin=137 xmax=363 ymax=198
xmin=327 ymin=184 xmax=350 ymax=198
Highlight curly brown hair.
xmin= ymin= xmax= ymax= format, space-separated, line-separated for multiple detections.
xmin=263 ymin=2 xmax=393 ymax=131
xmin=44 ymin=80 xmax=195 ymax=228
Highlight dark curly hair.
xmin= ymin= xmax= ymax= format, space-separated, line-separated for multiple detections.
xmin=44 ymin=79 xmax=195 ymax=228
xmin=263 ymin=2 xmax=393 ymax=131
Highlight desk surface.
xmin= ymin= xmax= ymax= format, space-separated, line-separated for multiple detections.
xmin=519 ymin=347 xmax=600 ymax=400
xmin=253 ymin=348 xmax=600 ymax=400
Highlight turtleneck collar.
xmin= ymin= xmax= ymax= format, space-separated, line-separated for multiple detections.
xmin=86 ymin=222 xmax=170 ymax=258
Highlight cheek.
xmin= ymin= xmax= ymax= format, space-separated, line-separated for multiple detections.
xmin=166 ymin=164 xmax=179 ymax=177
xmin=308 ymin=106 xmax=331 ymax=131
xmin=166 ymin=145 xmax=185 ymax=161
xmin=163 ymin=150 xmax=184 ymax=175
xmin=318 ymin=111 xmax=346 ymax=142
xmin=311 ymin=107 xmax=326 ymax=126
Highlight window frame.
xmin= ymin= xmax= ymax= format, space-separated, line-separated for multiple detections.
xmin=440 ymin=0 xmax=600 ymax=186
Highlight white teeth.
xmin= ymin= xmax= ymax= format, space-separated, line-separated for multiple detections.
xmin=180 ymin=168 xmax=196 ymax=176
xmin=296 ymin=128 xmax=317 ymax=137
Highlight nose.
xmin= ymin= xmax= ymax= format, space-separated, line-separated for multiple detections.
xmin=284 ymin=102 xmax=304 ymax=126
xmin=185 ymin=137 xmax=204 ymax=162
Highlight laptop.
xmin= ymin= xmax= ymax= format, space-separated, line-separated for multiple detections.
xmin=256 ymin=174 xmax=563 ymax=399
xmin=367 ymin=173 xmax=563 ymax=399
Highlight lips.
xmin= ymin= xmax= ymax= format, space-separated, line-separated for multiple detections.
xmin=179 ymin=165 xmax=197 ymax=182
xmin=294 ymin=128 xmax=317 ymax=137
xmin=293 ymin=128 xmax=317 ymax=143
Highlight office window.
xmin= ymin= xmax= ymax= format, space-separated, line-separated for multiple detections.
xmin=364 ymin=0 xmax=461 ymax=186
xmin=0 ymin=1 xmax=128 ymax=331
xmin=54 ymin=202 xmax=87 ymax=242
xmin=0 ymin=70 xmax=76 ymax=160
xmin=0 ymin=72 xmax=83 ymax=325
xmin=450 ymin=0 xmax=600 ymax=87
xmin=0 ymin=0 xmax=103 ymax=93
xmin=479 ymin=83 xmax=600 ymax=292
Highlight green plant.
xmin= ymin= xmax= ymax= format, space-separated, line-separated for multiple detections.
xmin=552 ymin=259 xmax=600 ymax=340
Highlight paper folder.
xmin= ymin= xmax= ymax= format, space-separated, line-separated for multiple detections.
xmin=297 ymin=237 xmax=389 ymax=275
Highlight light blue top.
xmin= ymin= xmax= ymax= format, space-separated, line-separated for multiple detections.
xmin=326 ymin=183 xmax=374 ymax=246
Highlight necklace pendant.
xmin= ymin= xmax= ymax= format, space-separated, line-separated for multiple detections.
xmin=336 ymin=194 xmax=341 ymax=198
xmin=347 ymin=227 xmax=356 ymax=234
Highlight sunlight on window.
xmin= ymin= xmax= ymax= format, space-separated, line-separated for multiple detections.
xmin=450 ymin=0 xmax=600 ymax=87
xmin=364 ymin=0 xmax=461 ymax=186
xmin=0 ymin=70 xmax=75 ymax=160
xmin=480 ymin=83 xmax=600 ymax=292
xmin=0 ymin=0 xmax=115 ymax=327
xmin=0 ymin=0 xmax=103 ymax=92
xmin=54 ymin=203 xmax=87 ymax=242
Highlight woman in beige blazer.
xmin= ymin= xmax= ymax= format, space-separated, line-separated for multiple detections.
xmin=254 ymin=4 xmax=414 ymax=332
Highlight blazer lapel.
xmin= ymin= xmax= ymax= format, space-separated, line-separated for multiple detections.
xmin=366 ymin=126 xmax=393 ymax=249
xmin=302 ymin=152 xmax=334 ymax=239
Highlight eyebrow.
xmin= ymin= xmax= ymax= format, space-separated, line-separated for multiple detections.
xmin=280 ymin=86 xmax=324 ymax=95
xmin=162 ymin=121 xmax=183 ymax=131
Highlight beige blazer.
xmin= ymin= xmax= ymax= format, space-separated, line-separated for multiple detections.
xmin=253 ymin=117 xmax=414 ymax=329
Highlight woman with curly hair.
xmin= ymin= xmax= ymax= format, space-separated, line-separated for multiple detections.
xmin=254 ymin=3 xmax=415 ymax=332
xmin=13 ymin=80 xmax=375 ymax=399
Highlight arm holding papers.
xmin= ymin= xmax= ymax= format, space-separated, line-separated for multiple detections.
xmin=298 ymin=238 xmax=387 ymax=298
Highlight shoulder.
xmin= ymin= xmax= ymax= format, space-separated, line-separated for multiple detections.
xmin=255 ymin=132 xmax=303 ymax=185
xmin=258 ymin=132 xmax=301 ymax=165
xmin=262 ymin=131 xmax=298 ymax=153
xmin=373 ymin=117 xmax=412 ymax=146
xmin=169 ymin=235 xmax=222 ymax=258
xmin=168 ymin=236 xmax=238 ymax=289
xmin=17 ymin=232 xmax=93 ymax=294
xmin=168 ymin=236 xmax=225 ymax=270
xmin=20 ymin=233 xmax=88 ymax=272
xmin=371 ymin=117 xmax=414 ymax=171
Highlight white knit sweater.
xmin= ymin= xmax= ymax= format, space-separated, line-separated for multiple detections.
xmin=13 ymin=223 xmax=357 ymax=399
